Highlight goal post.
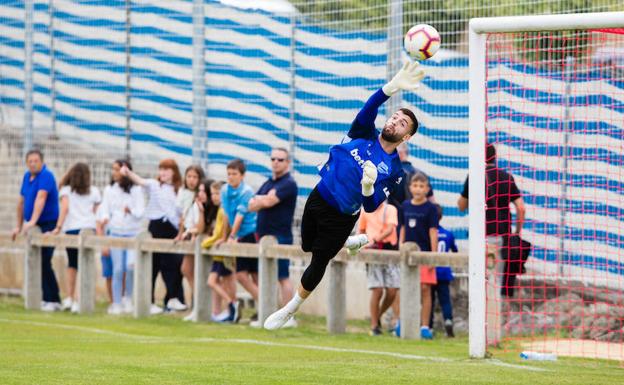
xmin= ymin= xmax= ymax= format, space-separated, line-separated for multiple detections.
xmin=468 ymin=12 xmax=624 ymax=359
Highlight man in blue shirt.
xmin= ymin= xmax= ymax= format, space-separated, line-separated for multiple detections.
xmin=265 ymin=61 xmax=426 ymax=330
xmin=12 ymin=149 xmax=61 ymax=311
xmin=249 ymin=147 xmax=298 ymax=327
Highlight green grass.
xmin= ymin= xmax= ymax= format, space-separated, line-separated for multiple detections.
xmin=0 ymin=296 xmax=621 ymax=385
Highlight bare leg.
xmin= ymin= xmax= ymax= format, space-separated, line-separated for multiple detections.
xmin=236 ymin=271 xmax=258 ymax=301
xmin=421 ymin=284 xmax=432 ymax=327
xmin=208 ymin=272 xmax=233 ymax=303
xmin=66 ymin=267 xmax=77 ymax=300
xmin=105 ymin=278 xmax=113 ymax=303
xmin=279 ymin=278 xmax=294 ymax=307
xmin=379 ymin=287 xmax=398 ymax=316
xmin=391 ymin=291 xmax=400 ymax=325
xmin=369 ymin=288 xmax=383 ymax=329
xmin=181 ymin=255 xmax=194 ymax=295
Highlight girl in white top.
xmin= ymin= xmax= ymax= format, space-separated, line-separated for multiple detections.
xmin=121 ymin=158 xmax=186 ymax=314
xmin=176 ymin=165 xmax=205 ymax=299
xmin=52 ymin=162 xmax=101 ymax=313
xmin=96 ymin=159 xmax=145 ymax=315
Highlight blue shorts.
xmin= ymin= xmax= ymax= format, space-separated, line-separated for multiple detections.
xmin=236 ymin=233 xmax=258 ymax=273
xmin=211 ymin=261 xmax=233 ymax=277
xmin=101 ymin=255 xmax=113 ymax=278
xmin=276 ymin=235 xmax=293 ymax=280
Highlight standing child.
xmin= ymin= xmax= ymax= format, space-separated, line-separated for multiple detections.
xmin=430 ymin=203 xmax=457 ymax=337
xmin=121 ymin=159 xmax=185 ymax=314
xmin=359 ymin=199 xmax=399 ymax=336
xmin=177 ymin=165 xmax=205 ymax=301
xmin=222 ymin=159 xmax=258 ymax=323
xmin=202 ymin=181 xmax=239 ymax=323
xmin=52 ymin=162 xmax=101 ymax=313
xmin=97 ymin=159 xmax=145 ymax=314
xmin=400 ymin=172 xmax=438 ymax=339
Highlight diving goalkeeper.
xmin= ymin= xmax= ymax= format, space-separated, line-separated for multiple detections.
xmin=264 ymin=62 xmax=425 ymax=330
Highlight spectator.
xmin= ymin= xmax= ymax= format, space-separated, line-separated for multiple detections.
xmin=202 ymin=180 xmax=239 ymax=323
xmin=358 ymin=199 xmax=399 ymax=336
xmin=176 ymin=165 xmax=206 ymax=301
xmin=430 ymin=204 xmax=457 ymax=338
xmin=388 ymin=143 xmax=434 ymax=209
xmin=248 ymin=147 xmax=298 ymax=328
xmin=457 ymin=143 xmax=526 ymax=271
xmin=12 ymin=149 xmax=61 ymax=311
xmin=121 ymin=159 xmax=186 ymax=314
xmin=388 ymin=144 xmax=435 ymax=325
xmin=52 ymin=162 xmax=101 ymax=313
xmin=179 ymin=178 xmax=213 ymax=320
xmin=97 ymin=159 xmax=145 ymax=315
xmin=400 ymin=172 xmax=438 ymax=339
xmin=222 ymin=159 xmax=258 ymax=324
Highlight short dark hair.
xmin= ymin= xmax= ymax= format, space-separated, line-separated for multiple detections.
xmin=25 ymin=148 xmax=43 ymax=161
xmin=434 ymin=203 xmax=443 ymax=221
xmin=226 ymin=158 xmax=246 ymax=174
xmin=486 ymin=143 xmax=496 ymax=163
xmin=410 ymin=171 xmax=429 ymax=185
xmin=399 ymin=108 xmax=418 ymax=135
xmin=272 ymin=147 xmax=290 ymax=160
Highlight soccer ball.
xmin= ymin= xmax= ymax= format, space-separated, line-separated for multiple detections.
xmin=404 ymin=24 xmax=441 ymax=61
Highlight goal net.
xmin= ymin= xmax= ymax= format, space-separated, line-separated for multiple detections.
xmin=470 ymin=14 xmax=624 ymax=360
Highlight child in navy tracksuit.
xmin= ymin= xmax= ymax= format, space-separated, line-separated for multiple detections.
xmin=430 ymin=204 xmax=457 ymax=337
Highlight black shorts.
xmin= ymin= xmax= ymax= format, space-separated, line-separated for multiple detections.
xmin=236 ymin=233 xmax=258 ymax=273
xmin=301 ymin=187 xmax=359 ymax=257
xmin=211 ymin=261 xmax=233 ymax=277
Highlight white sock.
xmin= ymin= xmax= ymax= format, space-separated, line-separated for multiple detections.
xmin=285 ymin=292 xmax=305 ymax=313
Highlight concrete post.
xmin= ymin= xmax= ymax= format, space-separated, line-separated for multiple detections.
xmin=258 ymin=236 xmax=278 ymax=325
xmin=326 ymin=259 xmax=347 ymax=334
xmin=77 ymin=229 xmax=96 ymax=314
xmin=193 ymin=236 xmax=212 ymax=322
xmin=400 ymin=242 xmax=420 ymax=340
xmin=24 ymin=227 xmax=42 ymax=310
xmin=133 ymin=231 xmax=152 ymax=318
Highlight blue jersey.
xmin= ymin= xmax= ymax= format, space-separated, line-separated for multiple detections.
xmin=317 ymin=88 xmax=404 ymax=215
xmin=436 ymin=225 xmax=457 ymax=281
xmin=221 ymin=182 xmax=257 ymax=238
xmin=402 ymin=200 xmax=438 ymax=252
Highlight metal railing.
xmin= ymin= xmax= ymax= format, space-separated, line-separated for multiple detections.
xmin=0 ymin=230 xmax=468 ymax=340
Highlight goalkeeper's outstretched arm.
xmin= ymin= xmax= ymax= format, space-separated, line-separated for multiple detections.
xmin=348 ymin=61 xmax=424 ymax=140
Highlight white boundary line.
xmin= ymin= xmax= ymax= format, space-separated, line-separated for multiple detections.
xmin=0 ymin=318 xmax=546 ymax=372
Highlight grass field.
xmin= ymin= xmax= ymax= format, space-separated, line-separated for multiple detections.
xmin=0 ymin=296 xmax=622 ymax=385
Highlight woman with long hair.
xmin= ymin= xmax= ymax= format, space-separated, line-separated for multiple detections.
xmin=96 ymin=159 xmax=145 ymax=315
xmin=121 ymin=158 xmax=185 ymax=314
xmin=53 ymin=162 xmax=101 ymax=313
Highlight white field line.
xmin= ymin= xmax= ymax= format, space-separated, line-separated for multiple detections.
xmin=0 ymin=317 xmax=545 ymax=371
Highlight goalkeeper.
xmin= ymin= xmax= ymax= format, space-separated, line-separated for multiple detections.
xmin=265 ymin=62 xmax=424 ymax=330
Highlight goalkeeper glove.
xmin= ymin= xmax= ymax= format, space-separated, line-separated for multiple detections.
xmin=382 ymin=61 xmax=425 ymax=96
xmin=361 ymin=160 xmax=378 ymax=197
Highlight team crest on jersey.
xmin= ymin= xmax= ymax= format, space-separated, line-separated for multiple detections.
xmin=377 ymin=161 xmax=389 ymax=175
xmin=409 ymin=219 xmax=417 ymax=228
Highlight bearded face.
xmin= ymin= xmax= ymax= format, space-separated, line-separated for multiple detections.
xmin=382 ymin=111 xmax=413 ymax=143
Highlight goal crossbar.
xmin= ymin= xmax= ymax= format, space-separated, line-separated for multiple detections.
xmin=467 ymin=11 xmax=624 ymax=359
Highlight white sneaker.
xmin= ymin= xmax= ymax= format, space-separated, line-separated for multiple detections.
xmin=166 ymin=298 xmax=188 ymax=312
xmin=211 ymin=310 xmax=230 ymax=322
xmin=283 ymin=316 xmax=298 ymax=328
xmin=108 ymin=303 xmax=123 ymax=315
xmin=345 ymin=234 xmax=368 ymax=256
xmin=61 ymin=297 xmax=73 ymax=311
xmin=41 ymin=302 xmax=61 ymax=312
xmin=183 ymin=312 xmax=196 ymax=322
xmin=122 ymin=297 xmax=133 ymax=314
xmin=70 ymin=302 xmax=80 ymax=313
xmin=150 ymin=304 xmax=164 ymax=315
xmin=264 ymin=306 xmax=295 ymax=330
xmin=250 ymin=320 xmax=262 ymax=328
